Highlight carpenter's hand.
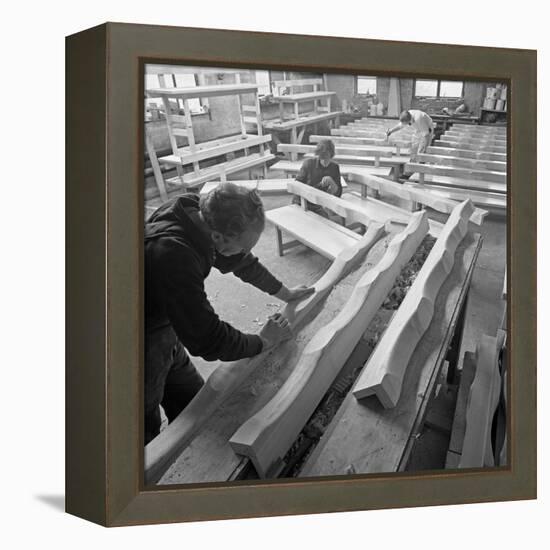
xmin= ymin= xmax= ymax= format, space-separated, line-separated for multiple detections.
xmin=259 ymin=313 xmax=292 ymax=349
xmin=385 ymin=129 xmax=391 ymax=141
xmin=275 ymin=285 xmax=315 ymax=303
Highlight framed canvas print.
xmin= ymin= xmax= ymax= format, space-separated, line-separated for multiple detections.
xmin=66 ymin=22 xmax=536 ymax=527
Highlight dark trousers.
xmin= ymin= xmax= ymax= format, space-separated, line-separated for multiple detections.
xmin=144 ymin=325 xmax=205 ymax=445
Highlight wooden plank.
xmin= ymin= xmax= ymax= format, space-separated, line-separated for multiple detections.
xmin=346 ymin=171 xmax=488 ymax=225
xmin=404 ymin=181 xmax=506 ymax=210
xmin=331 ymin=128 xmax=411 ymax=146
xmin=437 ymin=140 xmax=506 ymax=153
xmin=146 ymin=83 xmax=259 ymax=99
xmin=353 ymin=200 xmax=474 ymax=407
xmin=273 ymin=78 xmax=324 ymax=88
xmin=230 ymin=213 xmax=429 ymax=477
xmin=273 ymin=91 xmax=336 ymax=102
xmin=159 ymin=134 xmax=272 ymax=167
xmin=199 ymin=179 xmax=292 ymax=197
xmin=427 ymin=146 xmax=506 ymax=162
xmin=262 ymin=111 xmax=343 ymax=131
xmin=416 ymin=153 xmax=507 ymax=173
xmin=409 ymin=173 xmax=507 ymax=195
xmin=303 ymin=152 xmax=410 ymax=169
xmin=267 ymin=206 xmax=361 ymax=259
xmin=270 ymin=159 xmax=392 ymax=179
xmin=445 ymin=131 xmax=506 ymax=142
xmin=288 ymin=180 xmax=380 ymax=227
xmin=310 ymin=134 xmax=410 ymax=155
xmin=145 ymin=225 xmax=386 ymax=484
xmin=278 ymin=143 xmax=395 ymax=158
xmin=341 ymin=193 xmax=445 ymax=237
xmin=301 ymin=232 xmax=482 ymax=477
xmin=181 ymin=153 xmax=275 ymax=186
xmin=406 ymin=162 xmax=506 ymax=184
xmin=459 ymin=335 xmax=501 ymax=468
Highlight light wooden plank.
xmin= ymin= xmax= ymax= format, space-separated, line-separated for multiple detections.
xmin=406 ymin=162 xmax=506 ymax=184
xmin=273 ymin=91 xmax=336 ymax=102
xmin=267 ymin=206 xmax=361 ymax=259
xmin=341 ymin=193 xmax=445 ymax=237
xmin=146 ymin=83 xmax=259 ymax=99
xmin=273 ymin=78 xmax=324 ymax=88
xmin=144 ymin=225 xmax=386 ymax=484
xmin=199 ymin=179 xmax=292 ymax=197
xmin=427 ymin=146 xmax=506 ymax=162
xmin=310 ymin=134 xmax=410 ymax=155
xmin=262 ymin=111 xmax=342 ymax=131
xmin=346 ymin=171 xmax=488 ymax=225
xmin=353 ymin=200 xmax=474 ymax=407
xmin=416 ymin=153 xmax=506 ymax=173
xmin=409 ymin=173 xmax=507 ymax=195
xmin=159 ymin=134 xmax=272 ymax=167
xmin=404 ymin=181 xmax=506 ymax=210
xmin=229 ymin=214 xmax=429 ymax=476
xmin=437 ymin=140 xmax=506 ymax=153
xmin=278 ymin=143 xmax=395 ymax=158
xmin=270 ymin=159 xmax=392 ymax=179
xmin=181 ymin=153 xmax=275 ymax=186
xmin=303 ymin=152 xmax=410 ymax=168
xmin=459 ymin=335 xmax=501 ymax=468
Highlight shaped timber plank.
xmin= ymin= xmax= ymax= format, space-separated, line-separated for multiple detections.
xmin=406 ymin=162 xmax=505 ymax=184
xmin=199 ymin=179 xmax=292 ymax=196
xmin=144 ymin=223 xmax=386 ymax=484
xmin=346 ymin=171 xmax=487 ymax=225
xmin=459 ymin=334 xmax=502 ymax=468
xmin=230 ymin=212 xmax=430 ymax=477
xmin=408 ymin=173 xmax=507 ymax=195
xmin=300 ymin=231 xmax=482 ymax=477
xmin=353 ymin=200 xmax=474 ymax=407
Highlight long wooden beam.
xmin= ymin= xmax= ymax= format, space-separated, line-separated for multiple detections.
xmin=144 ymin=222 xmax=386 ymax=484
xmin=353 ymin=200 xmax=474 ymax=407
xmin=230 ymin=212 xmax=430 ymax=477
xmin=345 ymin=171 xmax=487 ymax=225
xmin=416 ymin=153 xmax=506 ymax=173
xmin=406 ymin=162 xmax=506 ymax=184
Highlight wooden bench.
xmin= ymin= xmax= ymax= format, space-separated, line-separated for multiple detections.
xmin=408 ymin=172 xmax=507 ymax=195
xmin=406 ymin=162 xmax=506 ymax=184
xmin=437 ymin=140 xmax=506 ymax=154
xmin=303 ymin=153 xmax=409 ymax=179
xmin=310 ymin=134 xmax=410 ymax=156
xmin=416 ymin=153 xmax=506 ymax=173
xmin=199 ymin=179 xmax=293 ymax=197
xmin=269 ymin=159 xmax=391 ymax=181
xmin=167 ymin=152 xmax=276 ymax=188
xmin=268 ymin=206 xmax=362 ymax=259
xmin=427 ymin=146 xmax=506 ymax=162
xmin=404 ymin=181 xmax=506 ymax=210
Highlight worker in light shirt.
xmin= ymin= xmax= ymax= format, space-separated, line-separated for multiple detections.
xmin=386 ymin=109 xmax=435 ymax=161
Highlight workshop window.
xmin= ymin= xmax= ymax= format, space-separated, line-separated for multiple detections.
xmin=414 ymin=79 xmax=464 ymax=98
xmin=255 ymin=70 xmax=272 ymax=95
xmin=145 ymin=72 xmax=205 ymax=115
xmin=357 ymin=76 xmax=378 ymax=95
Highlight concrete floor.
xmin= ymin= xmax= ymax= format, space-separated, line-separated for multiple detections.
xmin=146 ymin=180 xmax=507 ymax=471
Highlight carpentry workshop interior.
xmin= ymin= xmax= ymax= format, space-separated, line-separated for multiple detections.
xmin=143 ymin=64 xmax=508 ymax=486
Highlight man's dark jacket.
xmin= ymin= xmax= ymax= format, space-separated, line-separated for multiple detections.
xmin=145 ymin=195 xmax=282 ymax=362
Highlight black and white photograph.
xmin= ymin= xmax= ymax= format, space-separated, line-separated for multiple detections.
xmin=142 ymin=64 xmax=508 ymax=486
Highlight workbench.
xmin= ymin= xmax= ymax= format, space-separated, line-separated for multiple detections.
xmin=155 ymin=227 xmax=482 ymax=484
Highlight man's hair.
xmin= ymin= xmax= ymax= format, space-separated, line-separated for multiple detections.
xmin=315 ymin=139 xmax=336 ymax=159
xmin=399 ymin=110 xmax=412 ymax=123
xmin=199 ymin=182 xmax=265 ymax=237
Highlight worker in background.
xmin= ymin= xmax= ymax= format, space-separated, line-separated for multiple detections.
xmin=294 ymin=139 xmax=342 ymax=216
xmin=386 ymin=109 xmax=434 ymax=161
xmin=144 ymin=183 xmax=314 ymax=444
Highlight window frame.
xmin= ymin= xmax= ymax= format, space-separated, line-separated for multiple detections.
xmin=356 ymin=75 xmax=378 ymax=96
xmin=413 ymin=78 xmax=464 ymax=99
